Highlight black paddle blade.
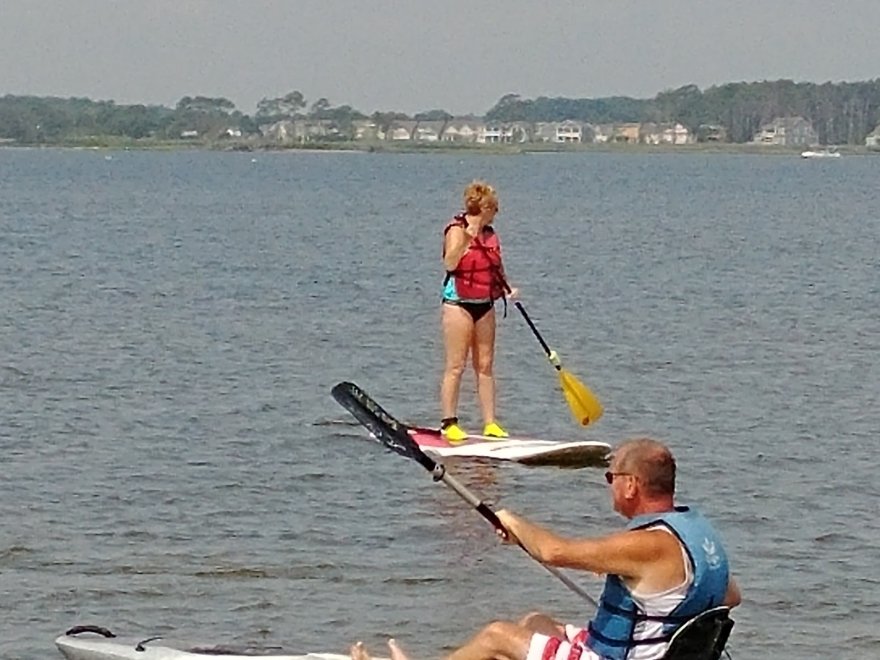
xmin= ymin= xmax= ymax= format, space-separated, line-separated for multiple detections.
xmin=331 ymin=382 xmax=437 ymax=472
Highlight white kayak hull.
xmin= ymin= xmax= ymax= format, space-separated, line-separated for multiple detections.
xmin=55 ymin=630 xmax=369 ymax=660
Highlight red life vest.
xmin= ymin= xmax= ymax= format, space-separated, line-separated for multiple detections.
xmin=443 ymin=214 xmax=506 ymax=301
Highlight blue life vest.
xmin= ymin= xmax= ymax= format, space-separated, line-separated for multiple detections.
xmin=586 ymin=506 xmax=729 ymax=660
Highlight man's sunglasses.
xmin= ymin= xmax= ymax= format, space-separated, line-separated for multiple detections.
xmin=604 ymin=471 xmax=632 ymax=484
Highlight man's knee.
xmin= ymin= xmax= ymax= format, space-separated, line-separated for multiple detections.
xmin=480 ymin=619 xmax=510 ymax=635
xmin=476 ymin=620 xmax=529 ymax=653
xmin=517 ymin=612 xmax=563 ymax=637
xmin=517 ymin=611 xmax=547 ymax=628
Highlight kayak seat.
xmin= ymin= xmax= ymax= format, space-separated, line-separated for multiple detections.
xmin=661 ymin=606 xmax=734 ymax=660
xmin=64 ymin=624 xmax=116 ymax=638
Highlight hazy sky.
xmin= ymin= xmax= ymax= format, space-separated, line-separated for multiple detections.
xmin=3 ymin=0 xmax=879 ymax=116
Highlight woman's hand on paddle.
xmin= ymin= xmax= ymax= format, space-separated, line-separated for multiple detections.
xmin=506 ymin=286 xmax=519 ymax=299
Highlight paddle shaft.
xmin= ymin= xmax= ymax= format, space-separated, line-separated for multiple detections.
xmin=438 ymin=468 xmax=599 ymax=607
xmin=501 ymin=278 xmax=557 ymax=363
xmin=514 ymin=301 xmax=560 ymax=369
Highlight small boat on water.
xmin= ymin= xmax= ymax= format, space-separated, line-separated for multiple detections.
xmin=801 ymin=148 xmax=841 ymax=158
xmin=56 ymin=606 xmax=734 ymax=659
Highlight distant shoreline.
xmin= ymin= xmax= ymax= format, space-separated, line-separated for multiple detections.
xmin=1 ymin=139 xmax=876 ymax=156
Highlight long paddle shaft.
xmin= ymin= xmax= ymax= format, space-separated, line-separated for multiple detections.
xmin=514 ymin=301 xmax=556 ymax=362
xmin=331 ymin=381 xmax=597 ymax=607
xmin=512 ymin=300 xmax=604 ymax=426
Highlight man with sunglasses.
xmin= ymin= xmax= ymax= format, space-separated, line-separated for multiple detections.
xmin=351 ymin=437 xmax=741 ymax=660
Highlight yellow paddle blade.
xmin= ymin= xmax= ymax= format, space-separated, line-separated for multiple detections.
xmin=559 ymin=369 xmax=604 ymax=426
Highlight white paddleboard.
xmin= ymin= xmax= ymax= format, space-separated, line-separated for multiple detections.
xmin=408 ymin=427 xmax=609 ymax=466
xmin=55 ymin=630 xmax=377 ymax=660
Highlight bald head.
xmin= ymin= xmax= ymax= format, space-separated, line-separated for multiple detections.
xmin=612 ymin=438 xmax=676 ymax=497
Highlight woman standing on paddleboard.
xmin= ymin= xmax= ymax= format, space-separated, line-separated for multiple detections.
xmin=440 ymin=181 xmax=517 ymax=442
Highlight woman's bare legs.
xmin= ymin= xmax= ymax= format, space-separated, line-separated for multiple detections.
xmin=441 ymin=303 xmax=475 ymax=422
xmin=471 ymin=307 xmax=497 ymax=426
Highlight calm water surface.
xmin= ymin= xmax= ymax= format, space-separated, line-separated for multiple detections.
xmin=0 ymin=149 xmax=878 ymax=659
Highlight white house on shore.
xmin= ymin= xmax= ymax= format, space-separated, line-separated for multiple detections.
xmin=533 ymin=120 xmax=592 ymax=143
xmin=482 ymin=122 xmax=531 ymax=143
xmin=641 ymin=122 xmax=693 ymax=145
xmin=442 ymin=119 xmax=483 ymax=143
xmin=752 ymin=116 xmax=818 ymax=146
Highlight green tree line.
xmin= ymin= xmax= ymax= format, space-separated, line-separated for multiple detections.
xmin=484 ymin=79 xmax=880 ymax=144
xmin=2 ymin=80 xmax=880 ymax=145
xmin=0 ymin=91 xmax=373 ymax=144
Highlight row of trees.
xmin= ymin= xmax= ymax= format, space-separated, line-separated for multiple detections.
xmin=484 ymin=80 xmax=880 ymax=144
xmin=2 ymin=80 xmax=880 ymax=145
xmin=0 ymin=91 xmax=400 ymax=143
xmin=0 ymin=90 xmax=460 ymax=144
xmin=0 ymin=95 xmax=246 ymax=143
